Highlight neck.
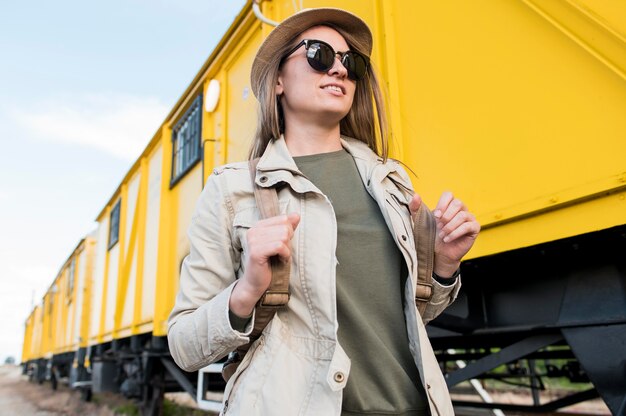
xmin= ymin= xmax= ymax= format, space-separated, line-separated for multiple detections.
xmin=284 ymin=122 xmax=342 ymax=157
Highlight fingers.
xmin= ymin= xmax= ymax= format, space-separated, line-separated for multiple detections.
xmin=434 ymin=191 xmax=464 ymax=224
xmin=434 ymin=192 xmax=479 ymax=243
xmin=433 ymin=191 xmax=454 ymax=219
xmin=287 ymin=212 xmax=301 ymax=230
xmin=238 ymin=212 xmax=299 ymax=307
xmin=247 ymin=234 xmax=293 ymax=264
xmin=247 ymin=213 xmax=300 ymax=263
xmin=408 ymin=193 xmax=422 ymax=216
xmin=443 ymin=220 xmax=480 ymax=244
xmin=257 ymin=212 xmax=300 ymax=230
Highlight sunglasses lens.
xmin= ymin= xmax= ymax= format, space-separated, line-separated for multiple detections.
xmin=306 ymin=42 xmax=335 ymax=72
xmin=343 ymin=53 xmax=368 ymax=81
xmin=303 ymin=41 xmax=368 ymax=81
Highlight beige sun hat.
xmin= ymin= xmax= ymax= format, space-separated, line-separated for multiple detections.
xmin=250 ymin=7 xmax=373 ymax=98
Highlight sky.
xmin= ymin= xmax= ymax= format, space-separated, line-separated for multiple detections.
xmin=0 ymin=0 xmax=247 ymax=363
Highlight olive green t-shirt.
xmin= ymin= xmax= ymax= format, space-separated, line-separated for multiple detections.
xmin=294 ymin=149 xmax=428 ymax=416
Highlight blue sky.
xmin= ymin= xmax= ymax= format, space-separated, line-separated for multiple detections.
xmin=0 ymin=0 xmax=247 ymax=363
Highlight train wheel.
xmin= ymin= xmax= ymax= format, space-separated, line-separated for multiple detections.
xmin=80 ymin=387 xmax=92 ymax=402
xmin=51 ymin=371 xmax=57 ymax=390
xmin=141 ymin=365 xmax=165 ymax=416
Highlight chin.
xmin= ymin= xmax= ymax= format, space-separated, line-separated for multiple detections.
xmin=320 ymin=110 xmax=350 ymax=126
xmin=319 ymin=103 xmax=351 ymax=119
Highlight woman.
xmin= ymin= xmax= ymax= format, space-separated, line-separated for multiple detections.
xmin=168 ymin=7 xmax=480 ymax=416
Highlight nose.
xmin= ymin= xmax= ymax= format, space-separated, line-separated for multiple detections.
xmin=328 ymin=54 xmax=348 ymax=79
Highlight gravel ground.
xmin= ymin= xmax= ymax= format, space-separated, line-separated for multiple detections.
xmin=1 ymin=364 xmax=611 ymax=415
xmin=0 ymin=364 xmax=216 ymax=416
xmin=0 ymin=364 xmax=116 ymax=416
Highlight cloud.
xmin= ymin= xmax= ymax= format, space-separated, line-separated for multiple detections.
xmin=12 ymin=93 xmax=169 ymax=161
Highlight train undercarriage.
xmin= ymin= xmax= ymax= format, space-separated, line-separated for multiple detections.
xmin=430 ymin=225 xmax=626 ymax=414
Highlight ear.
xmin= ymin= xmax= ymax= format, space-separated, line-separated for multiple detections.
xmin=275 ymin=74 xmax=284 ymax=96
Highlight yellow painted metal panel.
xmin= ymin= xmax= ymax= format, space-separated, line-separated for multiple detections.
xmin=110 ymin=184 xmax=128 ymax=339
xmin=79 ymin=238 xmax=95 ymax=348
xmin=201 ymin=81 xmax=218 ymax=180
xmin=380 ymin=0 xmax=626 ymax=258
xmin=55 ymin=271 xmax=68 ymax=354
xmin=90 ymin=218 xmax=108 ymax=344
xmin=224 ymin=29 xmax=262 ymax=163
xmin=42 ymin=288 xmax=57 ymax=359
xmin=473 ymin=190 xmax=626 ymax=258
xmin=34 ymin=306 xmax=44 ymax=359
xmin=178 ymin=172 xmax=202 ymax=229
xmin=153 ymin=127 xmax=177 ymax=336
xmin=124 ymin=174 xmax=141 ymax=258
xmin=524 ymin=0 xmax=626 ymax=82
xmin=119 ymin=255 xmax=137 ymax=331
xmin=575 ymin=0 xmax=626 ymax=41
xmin=175 ymin=166 xmax=201 ymax=264
xmin=116 ymin=173 xmax=141 ymax=334
xmin=132 ymin=159 xmax=149 ymax=335
xmin=104 ymin=237 xmax=119 ymax=337
xmin=71 ymin=251 xmax=85 ymax=349
xmin=27 ymin=306 xmax=44 ymax=360
xmin=212 ymin=76 xmax=227 ymax=167
xmin=21 ymin=311 xmax=35 ymax=363
xmin=142 ymin=146 xmax=162 ymax=322
xmin=61 ymin=265 xmax=74 ymax=353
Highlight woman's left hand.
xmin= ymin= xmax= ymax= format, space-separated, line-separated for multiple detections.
xmin=409 ymin=192 xmax=480 ymax=278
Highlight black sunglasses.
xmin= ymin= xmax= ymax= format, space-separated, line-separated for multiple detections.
xmin=282 ymin=39 xmax=369 ymax=81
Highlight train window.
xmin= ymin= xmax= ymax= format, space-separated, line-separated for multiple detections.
xmin=170 ymin=94 xmax=203 ymax=187
xmin=108 ymin=200 xmax=121 ymax=249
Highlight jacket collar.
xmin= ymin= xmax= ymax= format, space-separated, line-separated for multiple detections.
xmin=256 ymin=135 xmax=300 ymax=174
xmin=254 ymin=135 xmax=411 ymax=193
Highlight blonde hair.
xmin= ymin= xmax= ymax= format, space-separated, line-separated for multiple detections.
xmin=249 ymin=25 xmax=389 ymax=161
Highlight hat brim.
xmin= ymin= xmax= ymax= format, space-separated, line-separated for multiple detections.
xmin=250 ymin=7 xmax=373 ymax=98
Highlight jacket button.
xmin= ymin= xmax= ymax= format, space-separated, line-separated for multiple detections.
xmin=333 ymin=372 xmax=345 ymax=383
xmin=401 ymin=235 xmax=407 ymax=241
xmin=259 ymin=176 xmax=268 ymax=183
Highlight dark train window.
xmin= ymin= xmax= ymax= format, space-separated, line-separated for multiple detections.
xmin=171 ymin=94 xmax=203 ymax=186
xmin=108 ymin=200 xmax=121 ymax=249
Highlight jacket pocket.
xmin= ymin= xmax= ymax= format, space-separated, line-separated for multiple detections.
xmin=232 ymin=201 xmax=290 ymax=252
xmin=221 ymin=336 xmax=264 ymax=415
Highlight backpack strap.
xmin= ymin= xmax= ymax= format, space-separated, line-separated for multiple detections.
xmin=247 ymin=157 xmax=290 ymax=326
xmin=222 ymin=158 xmax=290 ymax=382
xmin=413 ymin=202 xmax=436 ymax=316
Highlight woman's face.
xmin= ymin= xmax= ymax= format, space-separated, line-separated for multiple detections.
xmin=276 ymin=26 xmax=356 ymax=129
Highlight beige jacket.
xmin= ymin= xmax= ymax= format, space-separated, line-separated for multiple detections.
xmin=168 ymin=136 xmax=461 ymax=415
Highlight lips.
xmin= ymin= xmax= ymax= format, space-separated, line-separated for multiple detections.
xmin=321 ymin=83 xmax=345 ymax=94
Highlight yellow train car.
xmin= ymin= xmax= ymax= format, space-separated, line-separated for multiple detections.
xmin=21 ymin=305 xmax=42 ymax=377
xmin=23 ymin=0 xmax=625 ymax=413
xmin=22 ymin=279 xmax=57 ymax=384
xmin=21 ymin=238 xmax=96 ymax=390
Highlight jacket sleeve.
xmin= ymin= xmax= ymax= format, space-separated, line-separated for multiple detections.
xmin=167 ymin=172 xmax=253 ymax=372
xmin=421 ymin=276 xmax=461 ymax=324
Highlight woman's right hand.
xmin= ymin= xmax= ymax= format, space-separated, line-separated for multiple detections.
xmin=229 ymin=212 xmax=301 ymax=317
